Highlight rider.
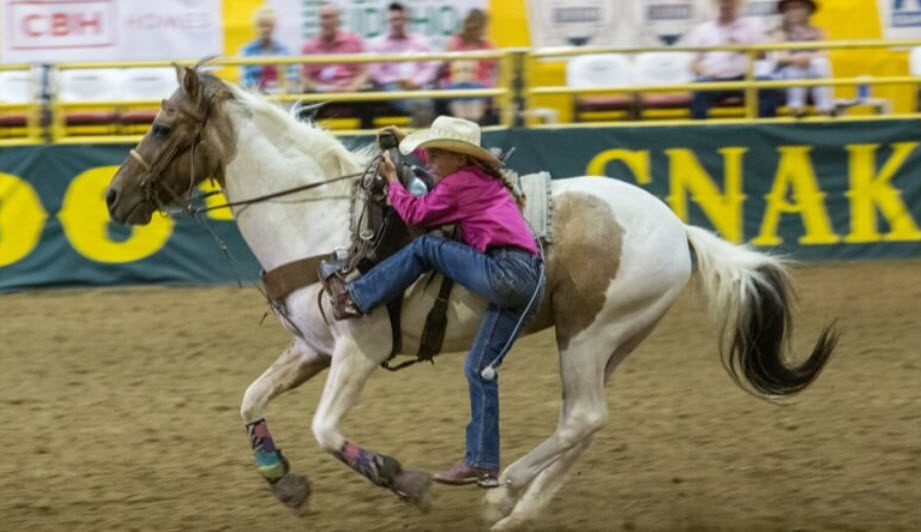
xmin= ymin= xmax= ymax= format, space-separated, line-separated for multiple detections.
xmin=322 ymin=116 xmax=545 ymax=487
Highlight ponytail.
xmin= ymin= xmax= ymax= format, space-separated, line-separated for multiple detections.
xmin=474 ymin=160 xmax=527 ymax=209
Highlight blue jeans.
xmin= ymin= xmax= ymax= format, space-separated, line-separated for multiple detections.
xmin=375 ymin=81 xmax=434 ymax=118
xmin=691 ymin=75 xmax=778 ymax=119
xmin=348 ymin=234 xmax=544 ymax=469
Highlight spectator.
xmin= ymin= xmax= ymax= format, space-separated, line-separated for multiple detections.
xmin=771 ymin=0 xmax=834 ymax=117
xmin=441 ymin=9 xmax=497 ymax=123
xmin=301 ymin=2 xmax=368 ymax=93
xmin=239 ymin=6 xmax=298 ymax=92
xmin=368 ymin=2 xmax=438 ymax=126
xmin=301 ymin=2 xmax=373 ymax=128
xmin=684 ymin=0 xmax=778 ymax=119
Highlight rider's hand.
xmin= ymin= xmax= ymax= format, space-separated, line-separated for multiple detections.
xmin=380 ymin=151 xmax=399 ymax=184
xmin=377 ymin=125 xmax=407 ymax=144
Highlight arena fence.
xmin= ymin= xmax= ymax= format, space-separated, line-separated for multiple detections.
xmin=1 ymin=40 xmax=920 ymax=144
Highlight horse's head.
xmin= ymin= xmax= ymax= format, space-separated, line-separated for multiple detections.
xmin=106 ymin=65 xmax=233 ymax=225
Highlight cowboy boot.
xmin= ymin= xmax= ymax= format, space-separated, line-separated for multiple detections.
xmin=318 ymin=260 xmax=362 ymax=320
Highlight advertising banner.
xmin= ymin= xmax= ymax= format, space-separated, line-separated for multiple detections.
xmin=1 ymin=120 xmax=920 ymax=290
xmin=877 ymin=0 xmax=921 ymax=40
xmin=525 ymin=0 xmax=782 ymax=48
xmin=0 ymin=0 xmax=223 ymax=63
xmin=266 ymin=0 xmax=487 ymax=52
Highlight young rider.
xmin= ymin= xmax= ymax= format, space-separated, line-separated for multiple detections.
xmin=322 ymin=116 xmax=545 ymax=487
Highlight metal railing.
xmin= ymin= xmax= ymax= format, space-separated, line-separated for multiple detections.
xmin=0 ymin=63 xmax=43 ymax=145
xmin=529 ymin=39 xmax=921 ymax=124
xmin=0 ymin=40 xmax=920 ymax=144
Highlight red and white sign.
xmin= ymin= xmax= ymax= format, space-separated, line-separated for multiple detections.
xmin=1 ymin=0 xmax=222 ymax=63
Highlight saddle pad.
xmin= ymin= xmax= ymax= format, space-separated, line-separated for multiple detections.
xmin=518 ymin=171 xmax=553 ymax=243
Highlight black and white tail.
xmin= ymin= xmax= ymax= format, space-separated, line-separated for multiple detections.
xmin=685 ymin=225 xmax=838 ymax=398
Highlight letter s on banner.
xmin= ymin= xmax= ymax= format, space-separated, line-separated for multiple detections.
xmin=0 ymin=172 xmax=48 ymax=267
xmin=58 ymin=166 xmax=174 ymax=263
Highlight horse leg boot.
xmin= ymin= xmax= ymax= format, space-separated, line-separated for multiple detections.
xmin=312 ymin=337 xmax=433 ymax=512
xmin=240 ymin=341 xmax=330 ymax=514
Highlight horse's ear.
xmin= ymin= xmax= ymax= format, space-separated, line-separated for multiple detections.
xmin=175 ymin=65 xmax=201 ymax=101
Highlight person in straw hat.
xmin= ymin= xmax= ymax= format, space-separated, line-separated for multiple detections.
xmin=322 ymin=116 xmax=545 ymax=487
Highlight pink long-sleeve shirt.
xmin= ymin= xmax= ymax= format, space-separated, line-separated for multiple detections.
xmin=387 ymin=154 xmax=538 ymax=255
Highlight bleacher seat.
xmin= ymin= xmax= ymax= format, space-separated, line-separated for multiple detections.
xmin=120 ymin=68 xmax=178 ymax=124
xmin=56 ymin=68 xmax=121 ymax=125
xmin=0 ymin=70 xmax=36 ymax=128
xmin=566 ymin=54 xmax=636 ymax=121
xmin=633 ymin=52 xmax=694 ymax=115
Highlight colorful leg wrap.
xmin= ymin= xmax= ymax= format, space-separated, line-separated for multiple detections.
xmin=334 ymin=441 xmax=402 ymax=489
xmin=246 ymin=419 xmax=288 ymax=482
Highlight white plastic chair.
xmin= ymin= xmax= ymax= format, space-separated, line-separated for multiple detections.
xmin=566 ymin=54 xmax=636 ymax=121
xmin=632 ymin=52 xmax=694 ymax=86
xmin=910 ymin=46 xmax=921 ymax=76
xmin=120 ymin=68 xmax=178 ymax=100
xmin=566 ymin=54 xmax=634 ymax=88
xmin=56 ymin=68 xmax=122 ymax=102
xmin=0 ymin=70 xmax=37 ymax=103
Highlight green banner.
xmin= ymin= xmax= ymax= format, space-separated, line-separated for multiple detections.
xmin=1 ymin=119 xmax=919 ymax=290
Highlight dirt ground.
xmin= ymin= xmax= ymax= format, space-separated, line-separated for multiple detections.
xmin=1 ymin=260 xmax=919 ymax=532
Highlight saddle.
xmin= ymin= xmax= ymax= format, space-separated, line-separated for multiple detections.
xmin=261 ymin=144 xmax=553 ymax=371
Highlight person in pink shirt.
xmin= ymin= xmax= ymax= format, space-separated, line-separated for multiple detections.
xmin=368 ymin=2 xmax=438 ymax=125
xmin=440 ymin=8 xmax=497 ymax=123
xmin=301 ymin=2 xmax=368 ymax=93
xmin=300 ymin=2 xmax=373 ymax=127
xmin=684 ymin=0 xmax=778 ymax=118
xmin=321 ymin=117 xmax=544 ymax=488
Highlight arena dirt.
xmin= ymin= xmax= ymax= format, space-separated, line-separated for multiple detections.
xmin=2 ymin=260 xmax=919 ymax=532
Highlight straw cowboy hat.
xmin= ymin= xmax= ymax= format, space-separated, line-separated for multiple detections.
xmin=777 ymin=0 xmax=817 ymax=13
xmin=399 ymin=116 xmax=502 ymax=168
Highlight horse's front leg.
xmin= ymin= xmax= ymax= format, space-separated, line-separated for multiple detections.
xmin=312 ymin=335 xmax=433 ymax=513
xmin=240 ymin=339 xmax=330 ymax=514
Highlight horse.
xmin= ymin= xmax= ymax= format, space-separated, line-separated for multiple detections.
xmin=105 ymin=66 xmax=838 ymax=530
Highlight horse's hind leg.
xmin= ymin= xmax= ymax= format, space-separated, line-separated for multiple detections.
xmin=240 ymin=340 xmax=330 ymax=513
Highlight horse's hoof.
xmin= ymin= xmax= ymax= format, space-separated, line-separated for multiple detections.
xmin=270 ymin=473 xmax=311 ymax=515
xmin=393 ymin=469 xmax=433 ymax=513
xmin=482 ymin=484 xmax=515 ymax=523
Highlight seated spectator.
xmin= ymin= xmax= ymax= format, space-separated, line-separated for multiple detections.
xmin=240 ymin=6 xmax=298 ymax=92
xmin=684 ymin=0 xmax=778 ymax=119
xmin=301 ymin=2 xmax=373 ymax=128
xmin=771 ymin=0 xmax=834 ymax=117
xmin=368 ymin=2 xmax=438 ymax=126
xmin=440 ymin=8 xmax=497 ymax=123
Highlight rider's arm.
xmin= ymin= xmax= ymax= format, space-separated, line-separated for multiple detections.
xmin=388 ymin=173 xmax=463 ymax=227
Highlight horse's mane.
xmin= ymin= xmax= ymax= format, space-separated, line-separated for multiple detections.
xmin=218 ymin=78 xmax=375 ymax=177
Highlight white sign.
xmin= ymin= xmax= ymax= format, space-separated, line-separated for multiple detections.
xmin=527 ymin=0 xmax=781 ymax=49
xmin=1 ymin=0 xmax=223 ymax=63
xmin=878 ymin=0 xmax=921 ymax=39
xmin=268 ymin=0 xmax=487 ymax=51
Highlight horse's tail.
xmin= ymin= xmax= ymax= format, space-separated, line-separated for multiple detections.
xmin=684 ymin=225 xmax=838 ymax=399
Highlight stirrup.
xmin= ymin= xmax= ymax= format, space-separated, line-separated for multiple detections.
xmin=319 ymin=263 xmax=362 ymax=320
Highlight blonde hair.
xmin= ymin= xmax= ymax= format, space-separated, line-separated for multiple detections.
xmin=253 ymin=5 xmax=278 ymax=25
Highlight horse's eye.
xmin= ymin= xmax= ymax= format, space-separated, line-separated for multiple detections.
xmin=152 ymin=124 xmax=171 ymax=137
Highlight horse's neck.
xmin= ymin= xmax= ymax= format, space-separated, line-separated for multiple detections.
xmin=221 ymin=107 xmax=355 ymax=272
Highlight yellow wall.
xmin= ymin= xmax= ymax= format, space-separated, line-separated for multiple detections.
xmin=226 ymin=0 xmax=912 ymax=114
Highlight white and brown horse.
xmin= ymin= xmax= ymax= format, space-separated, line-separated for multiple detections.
xmin=105 ymin=67 xmax=837 ymax=530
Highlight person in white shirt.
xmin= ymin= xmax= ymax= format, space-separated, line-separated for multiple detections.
xmin=683 ymin=0 xmax=778 ymax=118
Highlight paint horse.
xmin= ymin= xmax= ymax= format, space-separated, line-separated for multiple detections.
xmin=105 ymin=66 xmax=838 ymax=530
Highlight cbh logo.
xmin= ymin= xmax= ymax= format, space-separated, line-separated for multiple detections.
xmin=8 ymin=0 xmax=117 ymax=50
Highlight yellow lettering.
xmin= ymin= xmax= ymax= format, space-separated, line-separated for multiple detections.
xmin=753 ymin=146 xmax=839 ymax=246
xmin=0 ymin=172 xmax=48 ymax=267
xmin=199 ymin=180 xmax=233 ymax=221
xmin=844 ymin=142 xmax=921 ymax=243
xmin=665 ymin=147 xmax=746 ymax=243
xmin=586 ymin=149 xmax=651 ymax=185
xmin=58 ymin=166 xmax=174 ymax=263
